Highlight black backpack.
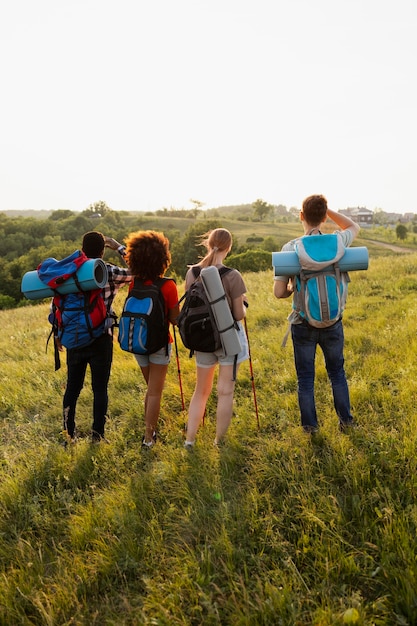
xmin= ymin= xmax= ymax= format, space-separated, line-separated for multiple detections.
xmin=118 ymin=277 xmax=173 ymax=355
xmin=177 ymin=266 xmax=232 ymax=354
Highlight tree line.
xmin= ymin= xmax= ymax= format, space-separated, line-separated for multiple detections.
xmin=0 ymin=202 xmax=290 ymax=309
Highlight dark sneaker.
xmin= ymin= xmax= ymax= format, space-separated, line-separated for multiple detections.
xmin=62 ymin=430 xmax=77 ymax=447
xmin=303 ymin=425 xmax=320 ymax=434
xmin=91 ymin=431 xmax=109 ymax=444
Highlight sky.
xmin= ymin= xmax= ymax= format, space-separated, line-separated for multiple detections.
xmin=1 ymin=0 xmax=416 ymax=214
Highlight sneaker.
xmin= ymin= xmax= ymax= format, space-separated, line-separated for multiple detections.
xmin=184 ymin=441 xmax=195 ymax=451
xmin=62 ymin=431 xmax=77 ymax=447
xmin=142 ymin=431 xmax=157 ymax=449
xmin=303 ymin=425 xmax=320 ymax=434
xmin=339 ymin=420 xmax=358 ymax=433
xmin=91 ymin=431 xmax=109 ymax=444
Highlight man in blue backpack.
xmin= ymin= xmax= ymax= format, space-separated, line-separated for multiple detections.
xmin=61 ymin=231 xmax=131 ymax=444
xmin=274 ymin=195 xmax=360 ymax=434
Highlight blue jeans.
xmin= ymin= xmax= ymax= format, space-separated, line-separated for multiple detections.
xmin=291 ymin=320 xmax=353 ymax=429
xmin=63 ymin=333 xmax=113 ymax=437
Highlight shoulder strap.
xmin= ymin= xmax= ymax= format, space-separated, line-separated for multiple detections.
xmin=219 ymin=266 xmax=233 ymax=278
xmin=133 ymin=276 xmax=172 ymax=289
xmin=192 ymin=265 xmax=232 ymax=279
xmin=155 ymin=276 xmax=175 ymax=288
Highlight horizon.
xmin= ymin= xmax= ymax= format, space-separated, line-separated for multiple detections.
xmin=2 ymin=203 xmax=412 ymax=217
xmin=1 ymin=0 xmax=416 ymax=215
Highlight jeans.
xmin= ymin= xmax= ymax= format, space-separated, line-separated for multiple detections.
xmin=291 ymin=320 xmax=353 ymax=429
xmin=63 ymin=333 xmax=113 ymax=437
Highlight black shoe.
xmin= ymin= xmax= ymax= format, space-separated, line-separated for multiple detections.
xmin=91 ymin=431 xmax=108 ymax=444
xmin=303 ymin=425 xmax=320 ymax=434
xmin=62 ymin=430 xmax=77 ymax=447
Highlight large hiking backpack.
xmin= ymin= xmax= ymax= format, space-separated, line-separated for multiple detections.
xmin=118 ymin=277 xmax=172 ymax=355
xmin=177 ymin=266 xmax=232 ymax=354
xmin=37 ymin=250 xmax=109 ymax=369
xmin=293 ymin=232 xmax=349 ymax=328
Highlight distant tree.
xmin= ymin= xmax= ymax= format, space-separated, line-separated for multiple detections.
xmin=49 ymin=209 xmax=75 ymax=221
xmin=275 ymin=204 xmax=288 ymax=216
xmin=189 ymin=199 xmax=205 ymax=220
xmin=373 ymin=209 xmax=388 ymax=226
xmin=83 ymin=200 xmax=112 ymax=217
xmin=252 ymin=199 xmax=273 ymax=221
xmin=396 ymin=224 xmax=408 ymax=240
xmin=289 ymin=206 xmax=299 ymax=220
xmin=190 ymin=199 xmax=205 ymax=210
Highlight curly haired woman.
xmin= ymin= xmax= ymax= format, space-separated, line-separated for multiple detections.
xmin=124 ymin=230 xmax=179 ymax=448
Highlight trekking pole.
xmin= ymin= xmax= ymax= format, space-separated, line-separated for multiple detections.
xmin=243 ymin=314 xmax=260 ymax=430
xmin=173 ymin=326 xmax=185 ymax=411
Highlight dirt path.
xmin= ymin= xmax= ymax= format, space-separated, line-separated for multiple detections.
xmin=366 ymin=239 xmax=415 ymax=254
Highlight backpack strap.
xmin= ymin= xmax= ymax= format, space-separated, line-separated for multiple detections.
xmin=191 ymin=265 xmax=232 ymax=279
xmin=281 ymin=324 xmax=291 ymax=348
xmin=178 ymin=266 xmax=232 ymax=306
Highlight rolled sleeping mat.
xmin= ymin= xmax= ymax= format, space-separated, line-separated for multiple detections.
xmin=200 ymin=266 xmax=242 ymax=356
xmin=21 ymin=259 xmax=108 ymax=300
xmin=272 ymin=246 xmax=369 ymax=277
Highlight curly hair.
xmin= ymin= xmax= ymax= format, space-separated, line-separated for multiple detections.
xmin=124 ymin=230 xmax=171 ymax=280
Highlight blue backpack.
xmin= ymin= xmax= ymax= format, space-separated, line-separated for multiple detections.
xmin=38 ymin=251 xmax=109 ymax=369
xmin=118 ymin=277 xmax=173 ymax=355
xmin=293 ymin=232 xmax=349 ymax=328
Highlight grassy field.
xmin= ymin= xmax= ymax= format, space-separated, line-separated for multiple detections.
xmin=1 ymin=244 xmax=417 ymax=624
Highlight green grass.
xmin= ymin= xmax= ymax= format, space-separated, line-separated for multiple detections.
xmin=1 ymin=246 xmax=417 ymax=624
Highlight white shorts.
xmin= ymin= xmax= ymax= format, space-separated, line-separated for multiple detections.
xmin=195 ymin=321 xmax=249 ymax=368
xmin=134 ymin=344 xmax=172 ymax=367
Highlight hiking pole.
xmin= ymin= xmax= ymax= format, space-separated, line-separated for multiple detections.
xmin=173 ymin=326 xmax=185 ymax=411
xmin=243 ymin=313 xmax=260 ymax=430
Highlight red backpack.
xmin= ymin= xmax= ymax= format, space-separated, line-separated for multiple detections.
xmin=38 ymin=250 xmax=108 ymax=369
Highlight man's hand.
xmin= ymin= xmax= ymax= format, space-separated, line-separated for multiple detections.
xmin=104 ymin=236 xmax=121 ymax=250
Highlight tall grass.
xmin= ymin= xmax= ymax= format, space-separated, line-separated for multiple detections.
xmin=1 ymin=249 xmax=417 ymax=624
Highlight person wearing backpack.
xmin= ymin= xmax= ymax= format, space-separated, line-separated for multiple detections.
xmin=121 ymin=230 xmax=179 ymax=449
xmin=183 ymin=228 xmax=249 ymax=449
xmin=60 ymin=231 xmax=132 ymax=444
xmin=274 ymin=195 xmax=360 ymax=434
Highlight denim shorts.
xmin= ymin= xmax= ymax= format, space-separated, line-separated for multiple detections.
xmin=134 ymin=344 xmax=172 ymax=367
xmin=195 ymin=321 xmax=249 ymax=368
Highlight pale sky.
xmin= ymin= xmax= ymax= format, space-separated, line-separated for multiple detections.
xmin=1 ymin=0 xmax=416 ymax=214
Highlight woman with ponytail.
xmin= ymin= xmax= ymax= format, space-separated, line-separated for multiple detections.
xmin=183 ymin=228 xmax=249 ymax=449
